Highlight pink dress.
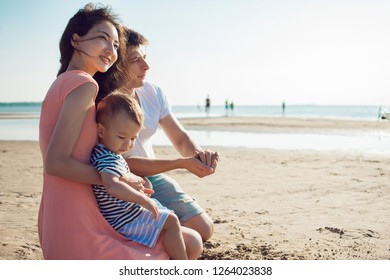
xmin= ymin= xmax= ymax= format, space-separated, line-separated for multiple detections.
xmin=38 ymin=70 xmax=169 ymax=260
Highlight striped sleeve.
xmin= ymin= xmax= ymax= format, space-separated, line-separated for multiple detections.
xmin=91 ymin=144 xmax=128 ymax=177
xmin=90 ymin=144 xmax=143 ymax=229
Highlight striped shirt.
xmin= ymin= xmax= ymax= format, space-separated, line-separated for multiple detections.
xmin=91 ymin=144 xmax=142 ymax=230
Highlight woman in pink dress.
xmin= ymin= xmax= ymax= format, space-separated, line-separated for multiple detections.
xmin=38 ymin=3 xmax=169 ymax=260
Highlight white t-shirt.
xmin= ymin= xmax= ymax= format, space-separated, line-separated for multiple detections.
xmin=123 ymin=82 xmax=171 ymax=159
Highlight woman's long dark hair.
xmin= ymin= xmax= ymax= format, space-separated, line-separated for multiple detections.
xmin=58 ymin=3 xmax=128 ymax=101
xmin=95 ymin=27 xmax=149 ymax=104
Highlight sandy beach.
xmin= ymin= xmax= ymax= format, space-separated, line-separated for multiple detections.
xmin=0 ymin=116 xmax=389 ymax=260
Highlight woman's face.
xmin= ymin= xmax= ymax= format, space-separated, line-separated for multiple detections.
xmin=126 ymin=46 xmax=149 ymax=89
xmin=72 ymin=21 xmax=119 ymax=75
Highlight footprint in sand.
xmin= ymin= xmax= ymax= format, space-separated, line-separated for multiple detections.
xmin=317 ymin=227 xmax=380 ymax=239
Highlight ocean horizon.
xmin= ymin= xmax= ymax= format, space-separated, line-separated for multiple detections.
xmin=0 ymin=102 xmax=385 ymax=120
xmin=1 ymin=102 xmax=390 ymax=154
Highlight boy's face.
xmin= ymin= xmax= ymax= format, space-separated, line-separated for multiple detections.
xmin=97 ymin=110 xmax=141 ymax=155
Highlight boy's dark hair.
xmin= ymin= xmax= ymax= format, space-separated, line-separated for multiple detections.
xmin=96 ymin=92 xmax=144 ymax=127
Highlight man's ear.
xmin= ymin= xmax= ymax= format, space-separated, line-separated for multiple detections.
xmin=97 ymin=123 xmax=105 ymax=139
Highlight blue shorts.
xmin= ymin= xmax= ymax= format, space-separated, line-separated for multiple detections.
xmin=147 ymin=173 xmax=204 ymax=223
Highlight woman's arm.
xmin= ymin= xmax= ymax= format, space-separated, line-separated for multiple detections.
xmin=44 ymin=83 xmax=102 ymax=185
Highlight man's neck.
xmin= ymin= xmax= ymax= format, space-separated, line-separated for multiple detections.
xmin=120 ymin=85 xmax=136 ymax=97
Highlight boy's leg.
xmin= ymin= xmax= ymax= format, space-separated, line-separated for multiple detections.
xmin=181 ymin=226 xmax=203 ymax=260
xmin=162 ymin=213 xmax=188 ymax=260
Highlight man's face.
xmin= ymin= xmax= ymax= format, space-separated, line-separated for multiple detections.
xmin=126 ymin=46 xmax=149 ymax=88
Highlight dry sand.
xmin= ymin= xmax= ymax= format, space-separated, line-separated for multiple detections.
xmin=0 ymin=116 xmax=389 ymax=260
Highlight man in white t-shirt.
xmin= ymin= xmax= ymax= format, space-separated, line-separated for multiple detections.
xmin=119 ymin=27 xmax=219 ymax=242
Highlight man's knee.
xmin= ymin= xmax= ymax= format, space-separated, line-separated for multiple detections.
xmin=183 ymin=213 xmax=214 ymax=241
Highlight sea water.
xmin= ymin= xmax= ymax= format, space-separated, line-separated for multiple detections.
xmin=154 ymin=129 xmax=390 ymax=155
xmin=0 ymin=103 xmax=382 ymax=120
xmin=172 ymin=104 xmax=382 ymax=120
xmin=1 ymin=103 xmax=389 ymax=154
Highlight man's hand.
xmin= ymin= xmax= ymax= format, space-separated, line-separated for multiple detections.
xmin=184 ymin=153 xmax=219 ymax=178
xmin=195 ymin=149 xmax=219 ymax=170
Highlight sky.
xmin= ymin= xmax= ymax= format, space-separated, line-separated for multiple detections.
xmin=1 ymin=0 xmax=390 ymax=106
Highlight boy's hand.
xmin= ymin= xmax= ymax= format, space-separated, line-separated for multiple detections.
xmin=141 ymin=197 xmax=159 ymax=220
xmin=142 ymin=177 xmax=154 ymax=197
xmin=120 ymin=173 xmax=154 ymax=196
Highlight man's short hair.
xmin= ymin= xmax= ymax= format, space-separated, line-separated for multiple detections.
xmin=124 ymin=26 xmax=149 ymax=48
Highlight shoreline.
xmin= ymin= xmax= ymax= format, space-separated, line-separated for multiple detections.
xmin=1 ymin=114 xmax=389 ymax=131
xmin=178 ymin=116 xmax=390 ymax=134
xmin=0 ymin=113 xmax=40 ymax=119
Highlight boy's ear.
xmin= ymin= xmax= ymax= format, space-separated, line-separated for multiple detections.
xmin=97 ymin=123 xmax=105 ymax=139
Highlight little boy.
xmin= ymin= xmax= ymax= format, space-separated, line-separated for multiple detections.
xmin=91 ymin=93 xmax=188 ymax=259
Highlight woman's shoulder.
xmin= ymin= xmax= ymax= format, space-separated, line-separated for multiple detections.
xmin=58 ymin=70 xmax=98 ymax=96
xmin=58 ymin=70 xmax=98 ymax=86
xmin=45 ymin=70 xmax=98 ymax=102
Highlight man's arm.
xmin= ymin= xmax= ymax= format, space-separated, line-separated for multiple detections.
xmin=126 ymin=114 xmax=218 ymax=177
xmin=160 ymin=114 xmax=202 ymax=157
xmin=126 ymin=156 xmax=213 ymax=178
xmin=160 ymin=114 xmax=219 ymax=169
